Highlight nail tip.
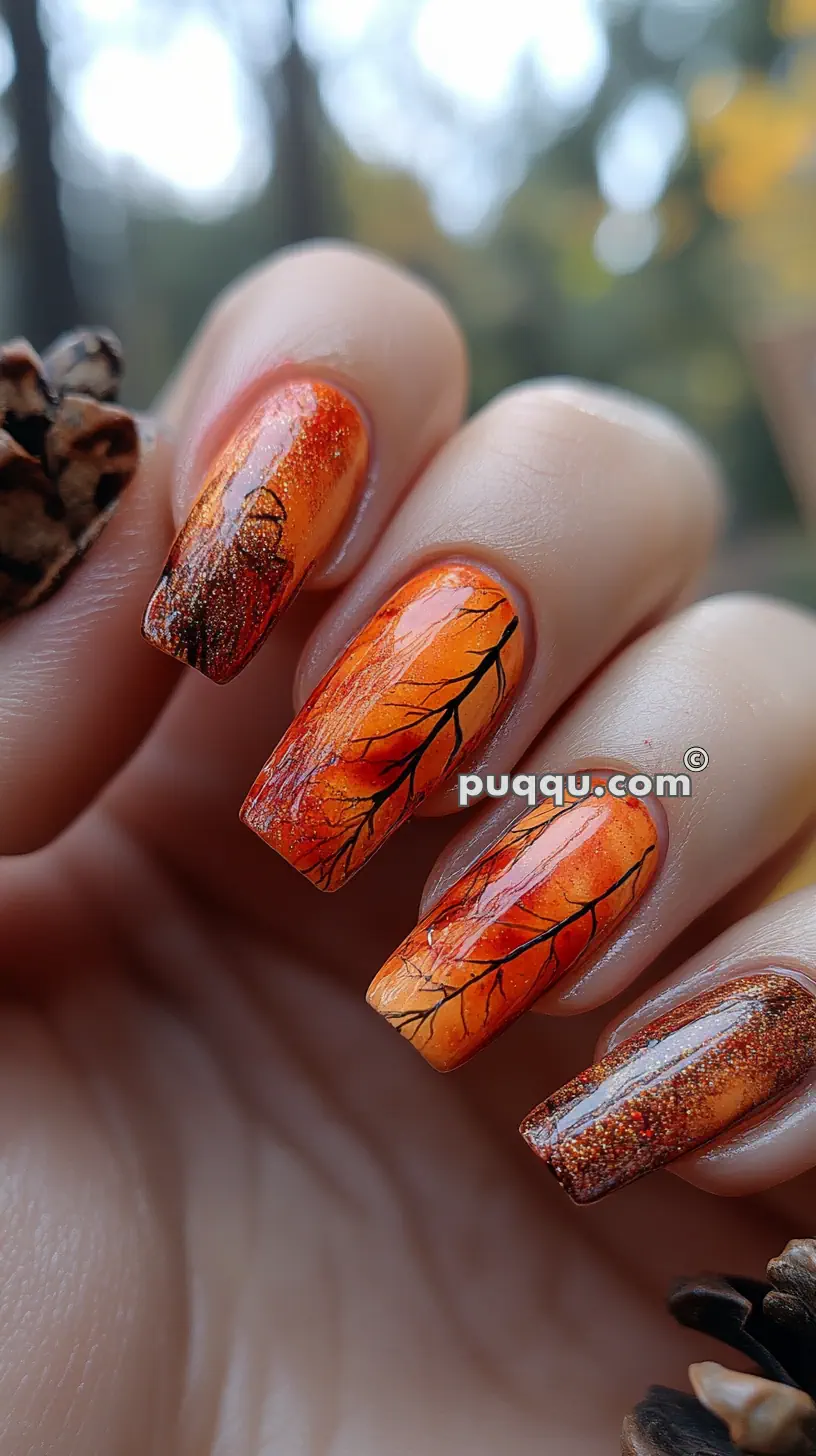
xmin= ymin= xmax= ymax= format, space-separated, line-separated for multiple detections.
xmin=366 ymin=973 xmax=459 ymax=1070
xmin=519 ymin=1123 xmax=597 ymax=1204
xmin=241 ymin=799 xmax=347 ymax=893
xmin=141 ymin=616 xmax=238 ymax=684
xmin=518 ymin=1108 xmax=552 ymax=1158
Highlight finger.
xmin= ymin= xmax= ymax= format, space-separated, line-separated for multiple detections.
xmin=520 ymin=886 xmax=816 ymax=1202
xmin=142 ymin=243 xmax=466 ymax=682
xmin=0 ymin=244 xmax=465 ymax=853
xmin=241 ymin=382 xmax=723 ymax=890
xmin=364 ymin=594 xmax=816 ymax=1070
xmin=0 ymin=385 xmax=176 ymax=855
xmin=750 ymin=322 xmax=816 ymax=524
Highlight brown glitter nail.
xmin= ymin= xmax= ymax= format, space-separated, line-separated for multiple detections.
xmin=520 ymin=972 xmax=816 ymax=1204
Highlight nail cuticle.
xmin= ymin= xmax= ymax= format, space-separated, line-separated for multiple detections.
xmin=604 ymin=960 xmax=816 ymax=1055
xmin=420 ymin=760 xmax=668 ymax=918
xmin=176 ymin=364 xmax=373 ymax=521
xmin=295 ymin=546 xmax=535 ymax=717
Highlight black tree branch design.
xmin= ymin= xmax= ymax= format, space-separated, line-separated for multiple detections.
xmin=300 ymin=611 xmax=520 ymax=890
xmin=383 ymin=839 xmax=656 ymax=1047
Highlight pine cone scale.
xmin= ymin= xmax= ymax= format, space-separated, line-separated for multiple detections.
xmin=624 ymin=1240 xmax=816 ymax=1455
xmin=0 ymin=329 xmax=140 ymax=619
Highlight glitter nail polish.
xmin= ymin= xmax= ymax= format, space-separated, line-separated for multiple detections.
xmin=142 ymin=379 xmax=368 ymax=683
xmin=521 ymin=972 xmax=816 ymax=1203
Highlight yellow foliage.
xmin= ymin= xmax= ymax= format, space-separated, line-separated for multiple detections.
xmin=692 ymin=72 xmax=815 ymax=218
xmin=688 ymin=38 xmax=816 ymax=303
xmin=733 ymin=182 xmax=816 ymax=298
xmin=771 ymin=0 xmax=816 ymax=36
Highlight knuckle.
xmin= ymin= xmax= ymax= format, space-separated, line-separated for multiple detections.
xmin=195 ymin=242 xmax=466 ymax=379
xmin=651 ymin=593 xmax=816 ymax=729
xmin=478 ymin=376 xmax=722 ymax=497
xmin=678 ymin=592 xmax=816 ymax=655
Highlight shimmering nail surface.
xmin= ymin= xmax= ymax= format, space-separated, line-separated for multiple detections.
xmin=142 ymin=379 xmax=368 ymax=683
xmin=521 ymin=972 xmax=816 ymax=1203
xmin=241 ymin=562 xmax=524 ymax=891
xmin=367 ymin=781 xmax=660 ymax=1070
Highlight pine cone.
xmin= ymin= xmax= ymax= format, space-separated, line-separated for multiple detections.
xmin=622 ymin=1240 xmax=816 ymax=1455
xmin=0 ymin=328 xmax=140 ymax=620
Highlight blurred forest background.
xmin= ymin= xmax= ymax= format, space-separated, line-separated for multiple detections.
xmin=0 ymin=0 xmax=815 ymax=601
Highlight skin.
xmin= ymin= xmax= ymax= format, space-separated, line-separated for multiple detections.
xmin=1 ymin=244 xmax=816 ymax=1455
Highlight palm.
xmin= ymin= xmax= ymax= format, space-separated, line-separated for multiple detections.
xmin=0 ymin=596 xmax=805 ymax=1456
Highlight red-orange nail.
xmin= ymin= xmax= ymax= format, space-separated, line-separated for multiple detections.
xmin=366 ymin=781 xmax=660 ymax=1070
xmin=521 ymin=972 xmax=816 ymax=1203
xmin=142 ymin=379 xmax=368 ymax=683
xmin=241 ymin=562 xmax=524 ymax=890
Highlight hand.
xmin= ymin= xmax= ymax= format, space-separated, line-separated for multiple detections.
xmin=2 ymin=244 xmax=815 ymax=1455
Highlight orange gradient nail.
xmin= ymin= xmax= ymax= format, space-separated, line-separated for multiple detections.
xmin=521 ymin=973 xmax=816 ymax=1203
xmin=142 ymin=379 xmax=368 ymax=683
xmin=241 ymin=562 xmax=524 ymax=890
xmin=366 ymin=780 xmax=660 ymax=1070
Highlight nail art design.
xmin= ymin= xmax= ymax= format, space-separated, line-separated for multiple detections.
xmin=142 ymin=380 xmax=368 ymax=684
xmin=366 ymin=781 xmax=660 ymax=1070
xmin=241 ymin=562 xmax=524 ymax=890
xmin=521 ymin=972 xmax=816 ymax=1203
xmin=0 ymin=330 xmax=139 ymax=620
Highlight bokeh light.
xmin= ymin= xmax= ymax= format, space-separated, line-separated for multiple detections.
xmin=0 ymin=0 xmax=813 ymax=559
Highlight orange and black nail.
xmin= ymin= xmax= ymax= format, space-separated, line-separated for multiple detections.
xmin=521 ymin=972 xmax=816 ymax=1203
xmin=142 ymin=379 xmax=368 ymax=683
xmin=366 ymin=781 xmax=661 ymax=1070
xmin=241 ymin=561 xmax=524 ymax=890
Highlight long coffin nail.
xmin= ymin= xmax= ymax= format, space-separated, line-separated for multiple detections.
xmin=521 ymin=972 xmax=816 ymax=1203
xmin=0 ymin=331 xmax=139 ymax=620
xmin=367 ymin=780 xmax=660 ymax=1070
xmin=142 ymin=379 xmax=368 ymax=683
xmin=241 ymin=561 xmax=524 ymax=890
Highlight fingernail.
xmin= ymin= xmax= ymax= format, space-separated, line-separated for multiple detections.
xmin=521 ymin=972 xmax=816 ymax=1203
xmin=241 ymin=561 xmax=524 ymax=890
xmin=366 ymin=780 xmax=660 ymax=1069
xmin=142 ymin=379 xmax=368 ymax=683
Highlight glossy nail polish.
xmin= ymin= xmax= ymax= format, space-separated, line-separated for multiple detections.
xmin=241 ymin=561 xmax=524 ymax=890
xmin=366 ymin=780 xmax=660 ymax=1069
xmin=142 ymin=379 xmax=368 ymax=683
xmin=521 ymin=972 xmax=816 ymax=1203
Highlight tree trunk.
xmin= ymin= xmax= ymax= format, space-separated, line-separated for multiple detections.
xmin=272 ymin=0 xmax=334 ymax=244
xmin=3 ymin=0 xmax=80 ymax=346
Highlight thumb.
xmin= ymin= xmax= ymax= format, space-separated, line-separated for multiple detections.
xmin=0 ymin=331 xmax=176 ymax=854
